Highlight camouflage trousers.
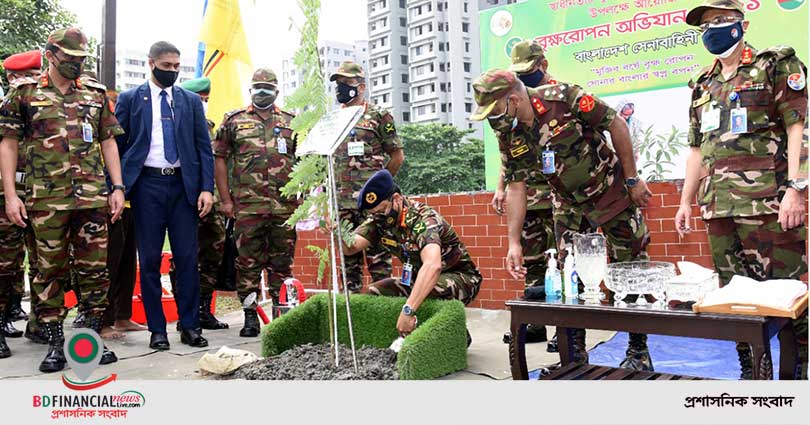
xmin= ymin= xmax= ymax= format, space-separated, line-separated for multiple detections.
xmin=367 ymin=267 xmax=483 ymax=306
xmin=706 ymin=214 xmax=808 ymax=376
xmin=341 ymin=209 xmax=392 ymax=292
xmin=523 ymin=208 xmax=555 ymax=289
xmin=235 ymin=212 xmax=295 ymax=302
xmin=171 ymin=211 xmax=226 ymax=298
xmin=0 ymin=210 xmax=39 ymax=313
xmin=29 ymin=208 xmax=110 ymax=323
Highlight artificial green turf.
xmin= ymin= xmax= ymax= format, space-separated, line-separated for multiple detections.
xmin=261 ymin=293 xmax=468 ymax=380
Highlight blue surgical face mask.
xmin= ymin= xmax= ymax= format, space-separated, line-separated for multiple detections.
xmin=518 ymin=69 xmax=545 ymax=88
xmin=702 ymin=21 xmax=744 ymax=56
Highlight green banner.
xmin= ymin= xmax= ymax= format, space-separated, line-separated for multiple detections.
xmin=479 ymin=0 xmax=809 ymax=188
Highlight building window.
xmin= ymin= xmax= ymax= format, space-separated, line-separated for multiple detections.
xmin=440 ymin=83 xmax=446 ymax=92
xmin=399 ymin=0 xmax=405 ymax=8
xmin=402 ymin=93 xmax=409 ymax=102
xmin=462 ymin=22 xmax=469 ymax=33
xmin=467 ymin=82 xmax=472 ymax=93
xmin=441 ymin=103 xmax=447 ymax=112
xmin=463 ymin=2 xmax=468 ymax=13
xmin=439 ymin=63 xmax=445 ymax=72
xmin=465 ymin=103 xmax=472 ymax=113
xmin=437 ymin=2 xmax=443 ymax=11
xmin=382 ymin=93 xmax=389 ymax=103
xmin=403 ymin=111 xmax=410 ymax=122
xmin=400 ymin=36 xmax=407 ymax=46
xmin=401 ymin=73 xmax=408 ymax=83
xmin=401 ymin=55 xmax=408 ymax=65
xmin=400 ymin=17 xmax=406 ymax=27
xmin=463 ymin=62 xmax=471 ymax=72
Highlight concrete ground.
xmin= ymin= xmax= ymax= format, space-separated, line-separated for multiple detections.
xmin=0 ymin=301 xmax=615 ymax=381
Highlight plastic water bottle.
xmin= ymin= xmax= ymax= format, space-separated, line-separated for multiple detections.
xmin=563 ymin=247 xmax=579 ymax=300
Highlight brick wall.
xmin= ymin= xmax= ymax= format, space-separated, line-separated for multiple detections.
xmin=291 ymin=181 xmax=721 ymax=310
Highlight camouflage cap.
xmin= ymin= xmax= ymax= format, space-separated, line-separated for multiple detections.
xmin=470 ymin=69 xmax=519 ymax=121
xmin=251 ymin=68 xmax=277 ymax=85
xmin=509 ymin=40 xmax=545 ymax=74
xmin=181 ymin=76 xmax=211 ymax=94
xmin=329 ymin=61 xmax=365 ymax=82
xmin=686 ymin=0 xmax=745 ymax=26
xmin=47 ymin=27 xmax=89 ymax=57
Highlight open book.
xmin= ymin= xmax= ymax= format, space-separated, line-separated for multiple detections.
xmin=693 ymin=276 xmax=808 ymax=318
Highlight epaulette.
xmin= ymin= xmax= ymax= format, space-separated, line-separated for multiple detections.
xmin=8 ymin=76 xmax=37 ymax=89
xmin=756 ymin=45 xmax=796 ymax=62
xmin=688 ymin=64 xmax=714 ymax=90
xmin=81 ymin=77 xmax=108 ymax=92
xmin=536 ymin=82 xmax=572 ymax=102
xmin=277 ymin=108 xmax=296 ymax=120
xmin=223 ymin=107 xmax=248 ymax=121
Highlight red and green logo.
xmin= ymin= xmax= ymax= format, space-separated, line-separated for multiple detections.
xmin=777 ymin=0 xmax=805 ymax=11
xmin=61 ymin=329 xmax=116 ymax=391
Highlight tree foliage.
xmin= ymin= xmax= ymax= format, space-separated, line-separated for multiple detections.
xmin=0 ymin=0 xmax=76 ymax=59
xmin=638 ymin=125 xmax=688 ymax=181
xmin=396 ymin=123 xmax=485 ymax=195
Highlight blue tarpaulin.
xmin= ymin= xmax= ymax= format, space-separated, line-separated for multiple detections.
xmin=529 ymin=332 xmax=782 ymax=380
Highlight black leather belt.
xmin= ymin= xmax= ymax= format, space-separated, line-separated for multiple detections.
xmin=143 ymin=166 xmax=181 ymax=176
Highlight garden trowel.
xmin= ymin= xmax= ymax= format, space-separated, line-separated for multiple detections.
xmin=243 ymin=292 xmax=270 ymax=324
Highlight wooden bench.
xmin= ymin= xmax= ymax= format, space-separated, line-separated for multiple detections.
xmin=540 ymin=362 xmax=707 ymax=381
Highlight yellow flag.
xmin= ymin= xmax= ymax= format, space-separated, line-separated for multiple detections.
xmin=198 ymin=0 xmax=252 ymax=129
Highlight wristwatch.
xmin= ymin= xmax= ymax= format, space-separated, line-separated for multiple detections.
xmin=112 ymin=184 xmax=126 ymax=193
xmin=402 ymin=304 xmax=416 ymax=317
xmin=625 ymin=176 xmax=639 ymax=188
xmin=787 ymin=178 xmax=808 ymax=192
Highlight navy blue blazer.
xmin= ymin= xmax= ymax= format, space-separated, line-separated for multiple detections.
xmin=114 ymin=82 xmax=215 ymax=206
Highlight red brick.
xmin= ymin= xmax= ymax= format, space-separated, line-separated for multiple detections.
xmin=492 ymin=289 xmax=515 ymax=300
xmin=459 ymin=225 xmax=487 ymax=237
xmin=448 ymin=215 xmax=476 ymax=226
xmin=477 ymin=214 xmax=504 ymax=226
xmin=426 ymin=195 xmax=451 ymax=206
xmin=480 ymin=300 xmax=506 ymax=310
xmin=649 ymin=182 xmax=679 ymax=194
xmin=437 ymin=205 xmax=463 ymax=216
xmin=463 ymin=204 xmax=491 ymax=215
xmin=450 ymin=194 xmax=474 ymax=205
xmin=467 ymin=247 xmax=491 ymax=258
xmin=476 ymin=289 xmax=494 ymax=300
xmin=482 ymin=279 xmax=504 ymax=290
xmin=478 ymin=257 xmax=504 ymax=269
xmin=646 ymin=206 xmax=680 ymax=219
xmin=666 ymin=243 xmax=702 ymax=256
xmin=504 ymin=280 xmax=524 ymax=291
xmin=662 ymin=193 xmax=684 ymax=207
xmin=654 ymin=231 xmax=689 ymax=244
xmin=476 ymin=236 xmax=503 ymax=248
xmin=474 ymin=192 xmax=493 ymax=205
xmin=647 ymin=244 xmax=667 ymax=256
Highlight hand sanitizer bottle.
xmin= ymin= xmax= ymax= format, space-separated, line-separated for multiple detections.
xmin=563 ymin=247 xmax=578 ymax=299
xmin=544 ymin=249 xmax=562 ymax=299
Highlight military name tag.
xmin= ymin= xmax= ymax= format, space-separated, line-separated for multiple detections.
xmin=237 ymin=123 xmax=256 ymax=130
xmin=81 ymin=123 xmax=93 ymax=142
xmin=348 ymin=141 xmax=364 ymax=156
xmin=510 ymin=144 xmax=529 ymax=158
xmin=29 ymin=100 xmax=53 ymax=107
xmin=277 ymin=138 xmax=288 ymax=154
xmin=692 ymin=93 xmax=710 ymax=108
xmin=730 ymin=107 xmax=748 ymax=134
xmin=700 ymin=105 xmax=720 ymax=133
xmin=381 ymin=237 xmax=398 ymax=247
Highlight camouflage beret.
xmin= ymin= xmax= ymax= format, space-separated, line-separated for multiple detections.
xmin=180 ymin=77 xmax=211 ymax=94
xmin=3 ymin=50 xmax=42 ymax=72
xmin=509 ymin=40 xmax=545 ymax=74
xmin=251 ymin=68 xmax=277 ymax=85
xmin=358 ymin=170 xmax=397 ymax=210
xmin=686 ymin=0 xmax=745 ymax=26
xmin=47 ymin=27 xmax=89 ymax=57
xmin=470 ymin=69 xmax=519 ymax=121
xmin=329 ymin=61 xmax=365 ymax=82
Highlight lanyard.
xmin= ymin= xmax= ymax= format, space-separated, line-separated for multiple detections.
xmin=397 ymin=206 xmax=410 ymax=262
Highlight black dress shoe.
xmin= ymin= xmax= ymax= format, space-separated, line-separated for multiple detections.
xmin=0 ymin=333 xmax=10 ymax=358
xmin=525 ymin=324 xmax=548 ymax=343
xmin=547 ymin=333 xmax=559 ymax=353
xmin=149 ymin=333 xmax=170 ymax=351
xmin=180 ymin=328 xmax=208 ymax=347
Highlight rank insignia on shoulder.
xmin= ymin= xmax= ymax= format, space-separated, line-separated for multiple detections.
xmin=578 ymin=95 xmax=595 ymax=113
xmin=741 ymin=47 xmax=753 ymax=65
xmin=510 ymin=144 xmax=529 ymax=158
xmin=787 ymin=73 xmax=806 ymax=91
xmin=692 ymin=93 xmax=711 ymax=108
xmin=511 ymin=136 xmax=523 ymax=146
xmin=531 ymin=97 xmax=547 ymax=115
xmin=385 ymin=122 xmax=396 ymax=134
xmin=381 ymin=237 xmax=398 ymax=247
xmin=413 ymin=222 xmax=426 ymax=235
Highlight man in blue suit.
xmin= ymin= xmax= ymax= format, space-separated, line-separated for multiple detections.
xmin=115 ymin=41 xmax=214 ymax=350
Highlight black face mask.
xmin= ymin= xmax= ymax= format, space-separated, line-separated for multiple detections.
xmin=152 ymin=66 xmax=179 ymax=87
xmin=374 ymin=199 xmax=400 ymax=226
xmin=336 ymin=82 xmax=358 ymax=104
xmin=251 ymin=88 xmax=277 ymax=109
xmin=518 ymin=69 xmax=544 ymax=88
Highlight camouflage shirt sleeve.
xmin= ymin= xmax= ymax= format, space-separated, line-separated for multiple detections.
xmin=99 ymin=94 xmax=125 ymax=141
xmin=688 ymin=86 xmax=704 ymax=148
xmin=497 ymin=130 xmax=533 ymax=183
xmin=376 ymin=110 xmax=402 ymax=154
xmin=566 ymin=84 xmax=616 ymax=133
xmin=773 ymin=55 xmax=808 ymax=127
xmin=412 ymin=211 xmax=442 ymax=251
xmin=0 ymin=86 xmax=26 ymax=141
xmin=354 ymin=217 xmax=380 ymax=246
xmin=212 ymin=117 xmax=232 ymax=158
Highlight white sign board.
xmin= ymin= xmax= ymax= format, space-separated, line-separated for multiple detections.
xmin=296 ymin=106 xmax=364 ymax=156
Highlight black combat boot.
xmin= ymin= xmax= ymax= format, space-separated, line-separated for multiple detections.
xmin=80 ymin=316 xmax=118 ymax=365
xmin=8 ymin=292 xmax=27 ymax=322
xmin=619 ymin=333 xmax=654 ymax=371
xmin=24 ymin=321 xmax=48 ymax=344
xmin=72 ymin=310 xmax=87 ymax=328
xmin=502 ymin=324 xmax=547 ymax=344
xmin=737 ymin=343 xmax=753 ymax=380
xmin=199 ymin=294 xmax=229 ymax=330
xmin=547 ymin=332 xmax=559 ymax=353
xmin=0 ymin=331 xmax=10 ymax=358
xmin=39 ymin=322 xmax=66 ymax=373
xmin=239 ymin=308 xmax=260 ymax=337
xmin=572 ymin=328 xmax=589 ymax=364
xmin=1 ymin=304 xmax=23 ymax=338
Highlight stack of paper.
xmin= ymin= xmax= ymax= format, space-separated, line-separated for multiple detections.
xmin=701 ymin=275 xmax=808 ymax=311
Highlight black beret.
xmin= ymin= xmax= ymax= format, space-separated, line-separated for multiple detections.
xmin=358 ymin=170 xmax=397 ymax=210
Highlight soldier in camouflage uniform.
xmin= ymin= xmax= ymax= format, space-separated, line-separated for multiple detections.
xmin=330 ymin=61 xmax=405 ymax=293
xmin=346 ymin=170 xmax=481 ymax=343
xmin=175 ymin=76 xmax=228 ymax=330
xmin=494 ymin=40 xmax=557 ymax=346
xmin=675 ymin=0 xmax=808 ymax=379
xmin=0 ymin=28 xmax=125 ymax=371
xmin=471 ymin=69 xmax=656 ymax=371
xmin=214 ymin=68 xmax=298 ymax=337
xmin=0 ymin=51 xmax=43 ymax=350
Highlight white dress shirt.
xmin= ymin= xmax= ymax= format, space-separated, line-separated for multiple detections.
xmin=144 ymin=79 xmax=181 ymax=168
